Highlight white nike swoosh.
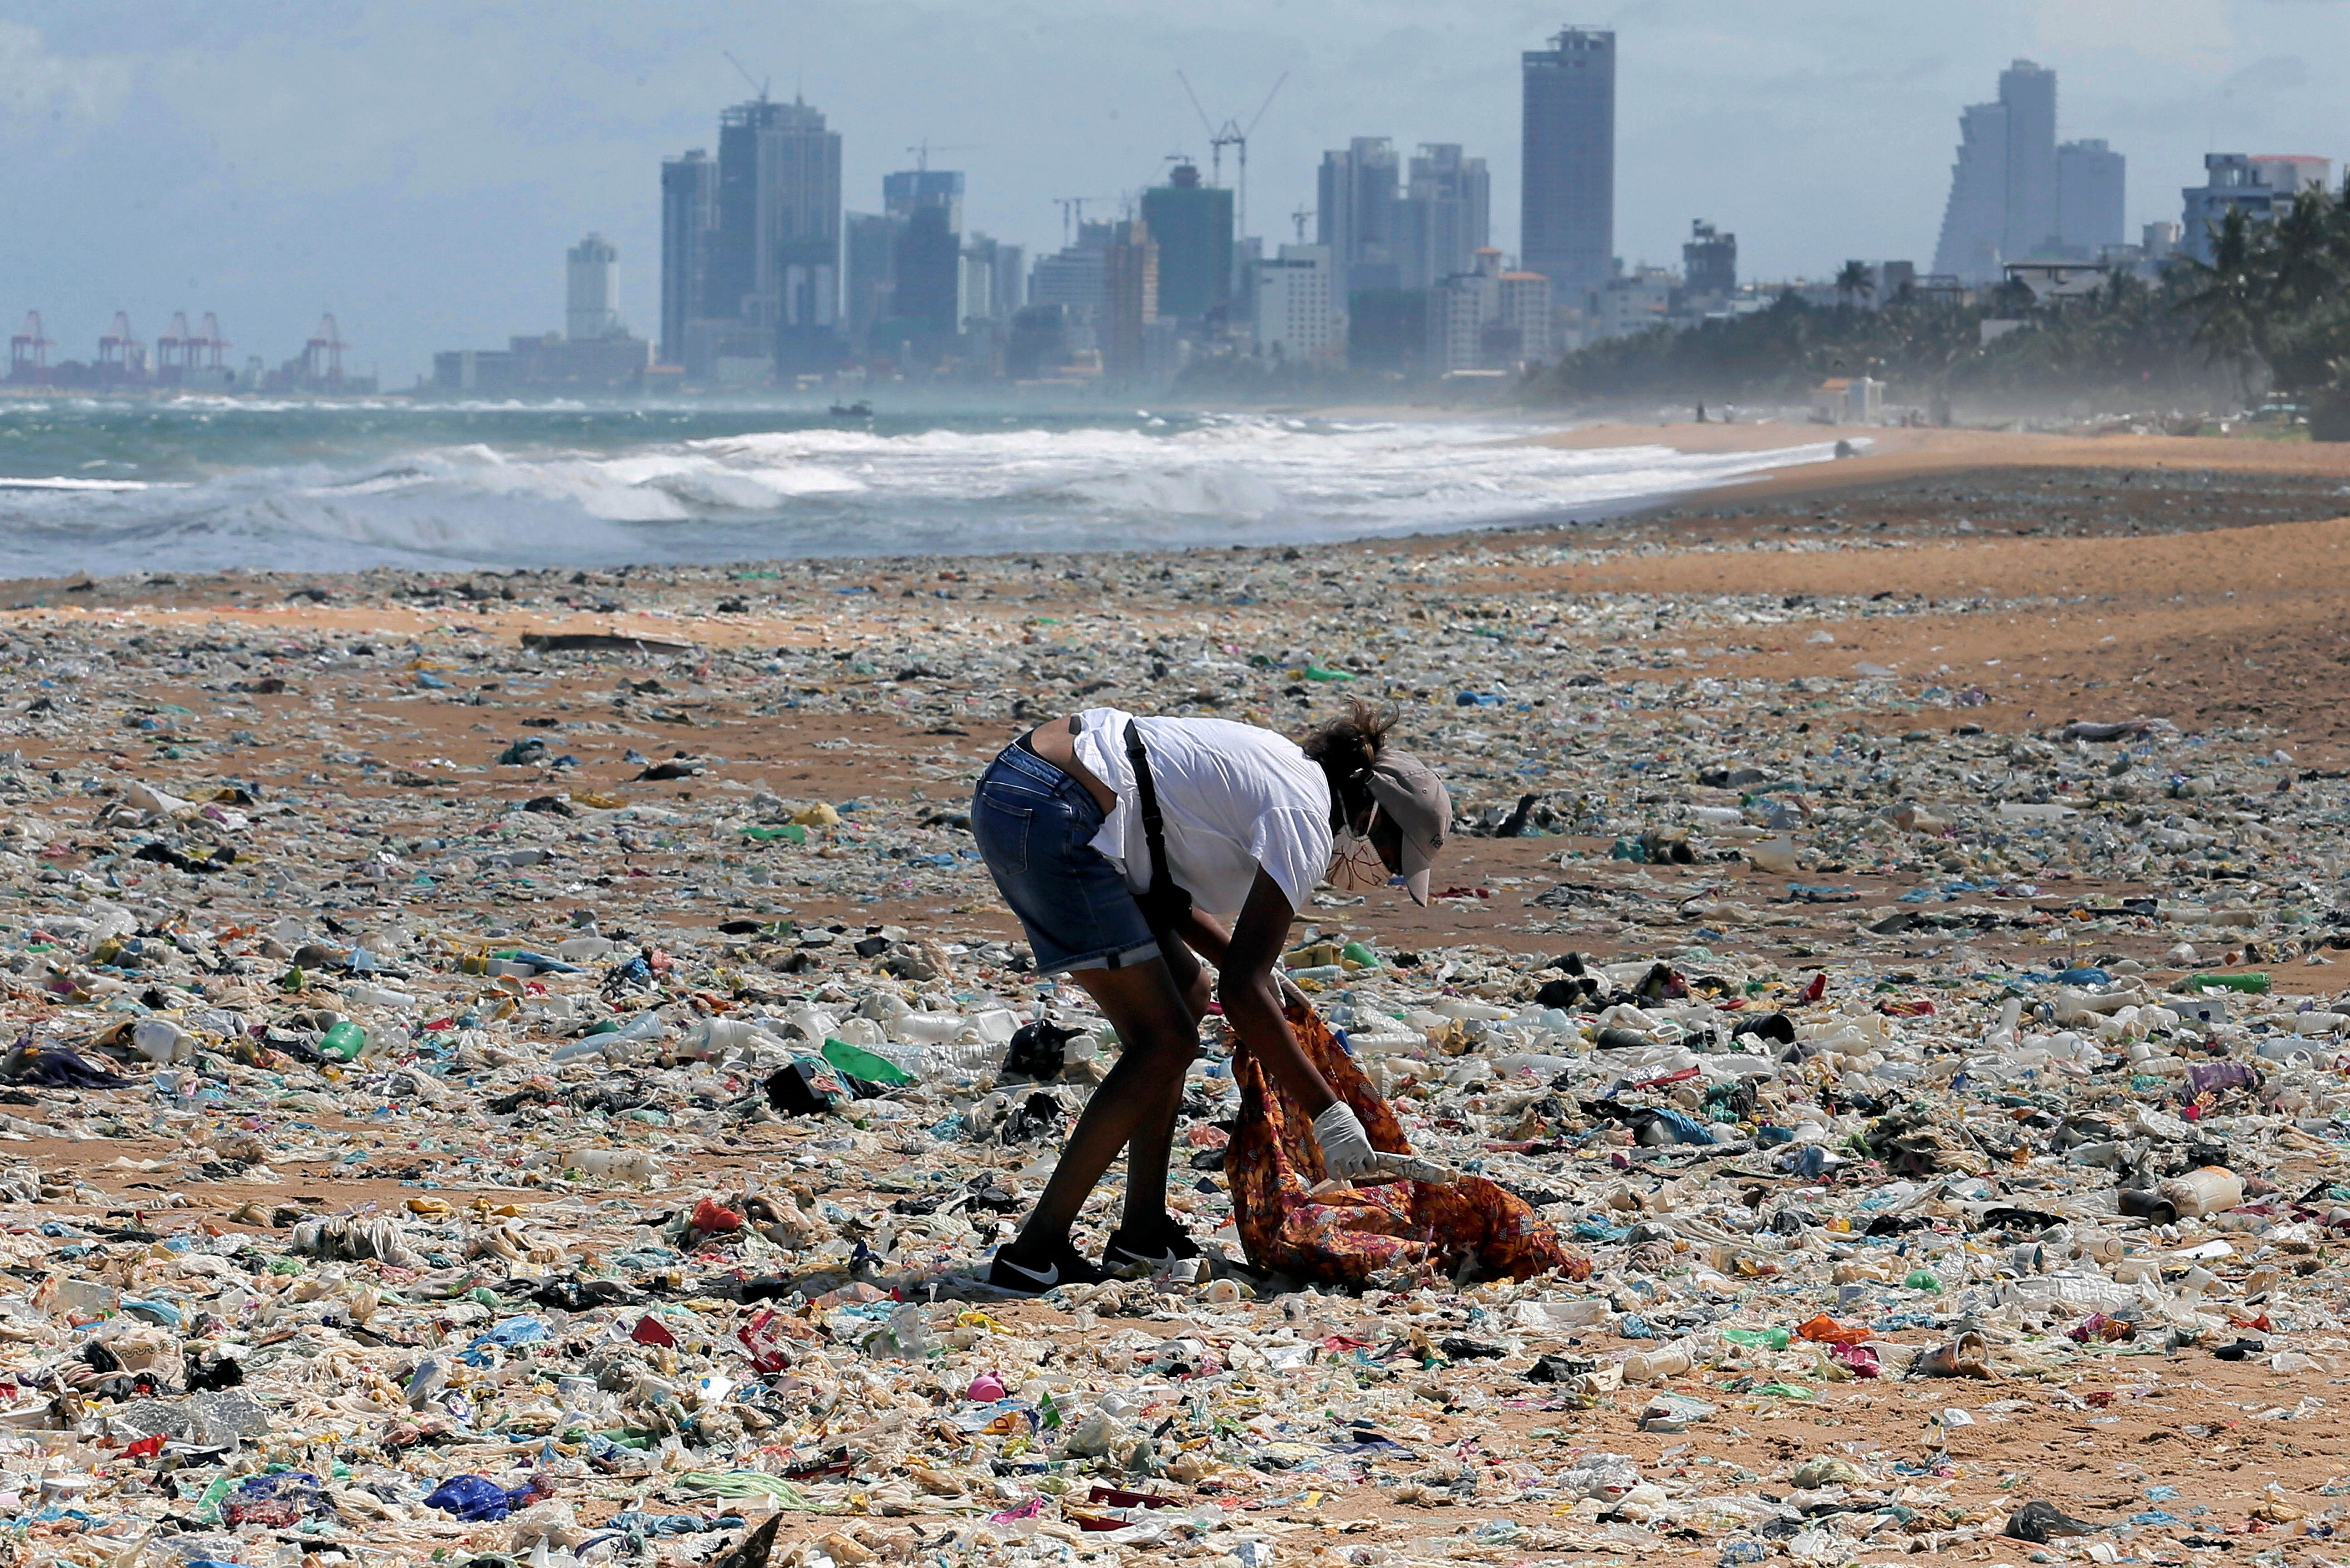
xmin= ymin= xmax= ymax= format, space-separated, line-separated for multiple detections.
xmin=995 ymin=1253 xmax=1058 ymax=1286
xmin=1114 ymin=1247 xmax=1181 ymax=1266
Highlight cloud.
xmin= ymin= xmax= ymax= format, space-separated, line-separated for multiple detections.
xmin=0 ymin=21 xmax=134 ymax=129
xmin=2032 ymin=0 xmax=2236 ymax=70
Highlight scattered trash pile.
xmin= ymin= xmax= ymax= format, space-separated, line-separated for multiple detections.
xmin=0 ymin=550 xmax=2346 ymax=1564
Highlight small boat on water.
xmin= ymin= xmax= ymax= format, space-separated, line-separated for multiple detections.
xmin=829 ymin=400 xmax=872 ymax=418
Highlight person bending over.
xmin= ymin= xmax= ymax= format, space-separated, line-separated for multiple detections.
xmin=968 ymin=699 xmax=1452 ymax=1292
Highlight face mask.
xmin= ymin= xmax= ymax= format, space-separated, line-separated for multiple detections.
xmin=1327 ymin=806 xmax=1388 ymax=892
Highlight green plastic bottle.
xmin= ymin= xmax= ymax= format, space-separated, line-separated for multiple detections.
xmin=1719 ymin=1327 xmax=1791 ymax=1350
xmin=821 ymin=1038 xmax=913 ymax=1086
xmin=1340 ymin=941 xmax=1380 ymax=968
xmin=320 ymin=1021 xmax=367 ymax=1062
xmin=2189 ymin=972 xmax=2270 ymax=995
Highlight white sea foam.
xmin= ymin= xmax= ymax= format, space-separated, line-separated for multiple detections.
xmin=0 ymin=413 xmax=1843 ymax=575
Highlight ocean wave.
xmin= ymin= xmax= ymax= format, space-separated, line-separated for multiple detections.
xmin=0 ymin=411 xmax=1842 ymax=574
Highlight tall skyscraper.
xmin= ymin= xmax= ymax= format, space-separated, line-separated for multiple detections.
xmin=1998 ymin=61 xmax=2059 ymax=260
xmin=1102 ymin=220 xmax=1159 ymax=380
xmin=2057 ymin=139 xmax=2126 ymax=255
xmin=566 ymin=234 xmax=621 ymax=342
xmin=1141 ymin=164 xmax=1235 ymax=320
xmin=844 ymin=212 xmax=903 ymax=355
xmin=659 ymin=151 xmax=716 ymax=367
xmin=882 ymin=168 xmax=964 ymax=364
xmin=884 ymin=170 xmax=966 ymax=233
xmin=1932 ymin=61 xmax=2064 ymax=282
xmin=1520 ymin=27 xmax=1615 ymax=298
xmin=665 ymin=93 xmax=841 ymax=379
xmin=1317 ymin=138 xmax=1403 ymax=291
xmin=1399 ymin=144 xmax=1490 ymax=289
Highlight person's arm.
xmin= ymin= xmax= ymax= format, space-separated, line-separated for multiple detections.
xmin=1215 ymin=869 xmax=1336 ymax=1117
xmin=1174 ymin=904 xmax=1232 ymax=969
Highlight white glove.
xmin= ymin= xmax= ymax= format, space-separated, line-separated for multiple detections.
xmin=1311 ymin=1102 xmax=1379 ymax=1180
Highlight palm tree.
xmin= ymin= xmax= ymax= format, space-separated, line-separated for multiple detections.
xmin=2174 ymin=204 xmax=2266 ymax=396
xmin=1834 ymin=260 xmax=1874 ymax=306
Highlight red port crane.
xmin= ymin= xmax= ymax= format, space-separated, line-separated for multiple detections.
xmin=195 ymin=313 xmax=228 ymax=369
xmin=9 ymin=312 xmax=53 ymax=378
xmin=303 ymin=312 xmax=346 ymax=386
xmin=97 ymin=312 xmax=146 ymax=381
xmin=157 ymin=312 xmax=192 ymax=375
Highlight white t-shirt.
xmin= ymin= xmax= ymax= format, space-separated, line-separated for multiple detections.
xmin=1069 ymin=708 xmax=1333 ymax=918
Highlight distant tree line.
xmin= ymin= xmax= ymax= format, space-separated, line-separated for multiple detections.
xmin=1522 ymin=178 xmax=2350 ymax=433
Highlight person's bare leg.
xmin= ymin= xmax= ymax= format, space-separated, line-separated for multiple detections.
xmin=1117 ymin=935 xmax=1210 ymax=1233
xmin=1005 ymin=957 xmax=1199 ymax=1262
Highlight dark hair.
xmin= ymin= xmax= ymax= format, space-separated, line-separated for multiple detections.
xmin=1298 ymin=699 xmax=1399 ymax=824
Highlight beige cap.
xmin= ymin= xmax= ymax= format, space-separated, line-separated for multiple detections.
xmin=1364 ymin=749 xmax=1452 ymax=906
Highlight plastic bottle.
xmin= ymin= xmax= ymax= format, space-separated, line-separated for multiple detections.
xmin=570 ymin=1149 xmax=660 ymax=1184
xmin=890 ymin=1012 xmax=969 ymax=1046
xmin=2157 ymin=1167 xmax=2244 ymax=1218
xmin=554 ymin=935 xmax=618 ymax=962
xmin=320 ymin=1021 xmax=367 ymax=1062
xmin=684 ymin=1017 xmax=766 ymax=1055
xmin=131 ymin=1018 xmax=192 ymax=1064
xmin=341 ymin=982 xmax=418 ymax=1011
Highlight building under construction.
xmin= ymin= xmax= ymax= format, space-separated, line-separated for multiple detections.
xmin=6 ymin=310 xmax=374 ymax=393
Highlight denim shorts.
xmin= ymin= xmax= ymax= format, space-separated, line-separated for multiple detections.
xmin=971 ymin=743 xmax=1160 ymax=976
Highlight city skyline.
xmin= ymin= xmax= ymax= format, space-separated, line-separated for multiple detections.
xmin=5 ymin=3 xmax=2349 ymax=381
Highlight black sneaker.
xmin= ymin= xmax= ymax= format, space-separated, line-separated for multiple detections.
xmin=1102 ymin=1215 xmax=1203 ymax=1272
xmin=986 ymin=1239 xmax=1111 ymax=1296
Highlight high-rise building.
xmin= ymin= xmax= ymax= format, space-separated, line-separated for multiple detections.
xmin=1496 ymin=269 xmax=1554 ymax=363
xmin=884 ymin=170 xmax=966 ymax=234
xmin=1318 ymin=138 xmax=1403 ymax=291
xmin=1932 ymin=61 xmax=2065 ymax=282
xmin=1029 ymin=220 xmax=1116 ymax=324
xmin=1520 ymin=27 xmax=1615 ymax=298
xmin=1399 ymin=144 xmax=1490 ymax=289
xmin=2180 ymin=154 xmax=2333 ymax=263
xmin=658 ymin=151 xmax=715 ymax=366
xmin=1682 ymin=221 xmax=1736 ymax=301
xmin=1999 ymin=61 xmax=2059 ymax=260
xmin=893 ymin=206 xmax=962 ymax=341
xmin=2057 ymin=139 xmax=2126 ymax=255
xmin=1140 ymin=165 xmax=1235 ymax=321
xmin=960 ymin=234 xmax=1025 ymax=325
xmin=1253 ymin=243 xmax=1339 ymax=361
xmin=1102 ymin=219 xmax=1159 ymax=381
xmin=1934 ymin=102 xmax=2009 ymax=283
xmin=844 ymin=212 xmax=903 ymax=355
xmin=664 ymin=94 xmax=842 ymax=379
xmin=566 ymin=234 xmax=621 ymax=342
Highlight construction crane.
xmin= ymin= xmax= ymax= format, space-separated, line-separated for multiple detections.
xmin=904 ymin=140 xmax=977 ymax=173
xmin=304 ymin=312 xmax=347 ymax=387
xmin=723 ymin=51 xmax=768 ymax=101
xmin=1292 ymin=205 xmax=1314 ymax=243
xmin=10 ymin=311 xmax=53 ymax=378
xmin=1052 ymin=197 xmax=1113 ymax=247
xmin=1175 ymin=69 xmax=1287 ymax=247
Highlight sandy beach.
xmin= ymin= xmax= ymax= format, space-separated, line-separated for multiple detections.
xmin=2 ymin=419 xmax=2347 ymax=1557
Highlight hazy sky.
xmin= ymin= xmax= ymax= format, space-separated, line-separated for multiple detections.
xmin=4 ymin=0 xmax=2345 ymax=383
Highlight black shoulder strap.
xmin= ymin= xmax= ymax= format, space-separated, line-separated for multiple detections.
xmin=1125 ymin=719 xmax=1171 ymax=891
xmin=1124 ymin=719 xmax=1190 ymax=933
